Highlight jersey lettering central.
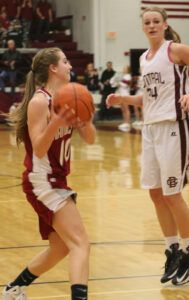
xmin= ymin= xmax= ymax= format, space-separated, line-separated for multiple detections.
xmin=140 ymin=40 xmax=189 ymax=124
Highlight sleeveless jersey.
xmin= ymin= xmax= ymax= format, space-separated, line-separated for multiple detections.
xmin=22 ymin=88 xmax=73 ymax=192
xmin=140 ymin=40 xmax=189 ymax=124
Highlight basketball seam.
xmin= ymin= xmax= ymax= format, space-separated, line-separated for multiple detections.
xmin=79 ymin=99 xmax=94 ymax=116
xmin=72 ymin=83 xmax=94 ymax=120
xmin=72 ymin=83 xmax=78 ymax=117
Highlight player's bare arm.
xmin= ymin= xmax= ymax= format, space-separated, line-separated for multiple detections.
xmin=170 ymin=43 xmax=189 ymax=66
xmin=170 ymin=43 xmax=189 ymax=112
xmin=106 ymin=93 xmax=143 ymax=108
xmin=28 ymin=94 xmax=76 ymax=158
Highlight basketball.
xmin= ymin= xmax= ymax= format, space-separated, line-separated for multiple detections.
xmin=53 ymin=83 xmax=95 ymax=122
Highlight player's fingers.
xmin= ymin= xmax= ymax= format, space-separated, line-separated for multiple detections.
xmin=180 ymin=95 xmax=189 ymax=111
xmin=65 ymin=111 xmax=77 ymax=125
xmin=73 ymin=117 xmax=85 ymax=128
xmin=58 ymin=104 xmax=70 ymax=115
xmin=180 ymin=99 xmax=187 ymax=109
xmin=59 ymin=105 xmax=75 ymax=119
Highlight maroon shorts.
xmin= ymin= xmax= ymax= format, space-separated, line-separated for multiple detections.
xmin=26 ymin=192 xmax=55 ymax=240
xmin=22 ymin=173 xmax=76 ymax=240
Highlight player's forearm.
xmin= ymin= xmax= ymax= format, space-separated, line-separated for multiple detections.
xmin=118 ymin=95 xmax=142 ymax=106
xmin=107 ymin=94 xmax=143 ymax=108
xmin=31 ymin=120 xmax=61 ymax=158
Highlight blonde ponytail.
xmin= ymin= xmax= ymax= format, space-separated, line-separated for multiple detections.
xmin=8 ymin=47 xmax=61 ymax=145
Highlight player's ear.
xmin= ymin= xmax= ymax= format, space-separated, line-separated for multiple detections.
xmin=164 ymin=21 xmax=168 ymax=31
xmin=49 ymin=64 xmax=57 ymax=74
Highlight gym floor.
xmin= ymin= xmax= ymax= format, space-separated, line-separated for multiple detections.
xmin=1 ymin=123 xmax=189 ymax=299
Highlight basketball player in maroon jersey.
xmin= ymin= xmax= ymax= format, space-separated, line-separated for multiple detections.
xmin=107 ymin=7 xmax=189 ymax=286
xmin=2 ymin=47 xmax=96 ymax=300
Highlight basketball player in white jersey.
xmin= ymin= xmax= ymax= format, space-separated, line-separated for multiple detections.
xmin=2 ymin=47 xmax=96 ymax=300
xmin=107 ymin=7 xmax=189 ymax=286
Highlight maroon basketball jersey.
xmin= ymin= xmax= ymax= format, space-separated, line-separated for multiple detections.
xmin=22 ymin=88 xmax=73 ymax=190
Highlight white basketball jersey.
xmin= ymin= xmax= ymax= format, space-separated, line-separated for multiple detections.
xmin=140 ymin=40 xmax=189 ymax=124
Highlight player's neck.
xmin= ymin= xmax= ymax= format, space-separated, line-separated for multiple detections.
xmin=148 ymin=39 xmax=165 ymax=59
xmin=149 ymin=39 xmax=165 ymax=52
xmin=44 ymin=81 xmax=62 ymax=97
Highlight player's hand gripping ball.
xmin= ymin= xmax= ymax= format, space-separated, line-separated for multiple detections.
xmin=53 ymin=83 xmax=95 ymax=122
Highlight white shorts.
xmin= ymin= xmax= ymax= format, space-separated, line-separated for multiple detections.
xmin=141 ymin=120 xmax=189 ymax=195
xmin=28 ymin=172 xmax=77 ymax=212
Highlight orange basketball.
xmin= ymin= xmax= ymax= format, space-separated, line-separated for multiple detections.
xmin=53 ymin=83 xmax=95 ymax=122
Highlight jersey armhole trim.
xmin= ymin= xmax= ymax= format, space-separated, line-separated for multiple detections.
xmin=35 ymin=88 xmax=52 ymax=99
xmin=167 ymin=41 xmax=174 ymax=63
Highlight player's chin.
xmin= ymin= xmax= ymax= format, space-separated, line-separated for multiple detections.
xmin=62 ymin=74 xmax=71 ymax=83
xmin=67 ymin=74 xmax=71 ymax=82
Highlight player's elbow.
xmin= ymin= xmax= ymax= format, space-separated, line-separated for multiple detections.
xmin=34 ymin=150 xmax=45 ymax=159
xmin=80 ymin=124 xmax=96 ymax=144
xmin=33 ymin=146 xmax=46 ymax=159
xmin=86 ymin=131 xmax=96 ymax=144
xmin=86 ymin=136 xmax=95 ymax=144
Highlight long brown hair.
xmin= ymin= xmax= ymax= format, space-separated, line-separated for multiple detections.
xmin=10 ymin=47 xmax=62 ymax=145
xmin=141 ymin=7 xmax=181 ymax=43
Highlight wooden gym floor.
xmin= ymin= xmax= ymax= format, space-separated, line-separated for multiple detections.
xmin=1 ymin=122 xmax=189 ymax=299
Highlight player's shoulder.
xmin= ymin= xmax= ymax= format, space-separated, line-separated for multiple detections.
xmin=28 ymin=92 xmax=49 ymax=113
xmin=30 ymin=92 xmax=49 ymax=105
xmin=169 ymin=42 xmax=189 ymax=65
xmin=169 ymin=42 xmax=182 ymax=53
